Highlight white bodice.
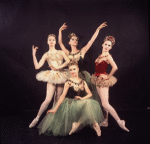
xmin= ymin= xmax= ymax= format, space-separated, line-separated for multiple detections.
xmin=46 ymin=50 xmax=63 ymax=67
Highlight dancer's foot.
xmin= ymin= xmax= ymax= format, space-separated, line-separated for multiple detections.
xmin=69 ymin=122 xmax=80 ymax=135
xmin=117 ymin=120 xmax=129 ymax=132
xmin=100 ymin=119 xmax=108 ymax=127
xmin=29 ymin=117 xmax=39 ymax=128
xmin=93 ymin=122 xmax=101 ymax=136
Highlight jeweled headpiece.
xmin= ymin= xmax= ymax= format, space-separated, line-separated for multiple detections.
xmin=48 ymin=34 xmax=56 ymax=38
xmin=68 ymin=59 xmax=78 ymax=67
xmin=104 ymin=36 xmax=115 ymax=46
xmin=68 ymin=33 xmax=79 ymax=40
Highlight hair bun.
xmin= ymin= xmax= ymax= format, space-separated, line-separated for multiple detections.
xmin=104 ymin=36 xmax=115 ymax=46
xmin=48 ymin=34 xmax=56 ymax=38
xmin=68 ymin=59 xmax=78 ymax=67
xmin=68 ymin=33 xmax=79 ymax=40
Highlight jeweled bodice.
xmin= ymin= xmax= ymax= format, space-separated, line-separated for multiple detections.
xmin=95 ymin=61 xmax=109 ymax=76
xmin=68 ymin=51 xmax=84 ymax=72
xmin=66 ymin=79 xmax=85 ymax=98
xmin=46 ymin=50 xmax=63 ymax=67
xmin=94 ymin=54 xmax=109 ymax=76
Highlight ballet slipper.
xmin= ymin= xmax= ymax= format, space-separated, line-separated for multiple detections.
xmin=29 ymin=117 xmax=39 ymax=128
xmin=69 ymin=122 xmax=80 ymax=135
xmin=117 ymin=120 xmax=130 ymax=132
xmin=100 ymin=119 xmax=108 ymax=127
xmin=93 ymin=123 xmax=101 ymax=136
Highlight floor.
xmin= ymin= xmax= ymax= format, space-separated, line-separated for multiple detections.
xmin=1 ymin=109 xmax=150 ymax=144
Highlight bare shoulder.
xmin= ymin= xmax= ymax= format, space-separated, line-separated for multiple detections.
xmin=107 ymin=53 xmax=113 ymax=59
xmin=43 ymin=52 xmax=49 ymax=58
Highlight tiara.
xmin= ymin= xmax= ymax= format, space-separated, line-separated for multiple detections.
xmin=68 ymin=33 xmax=79 ymax=40
xmin=68 ymin=59 xmax=78 ymax=67
xmin=48 ymin=34 xmax=56 ymax=38
xmin=104 ymin=36 xmax=115 ymax=46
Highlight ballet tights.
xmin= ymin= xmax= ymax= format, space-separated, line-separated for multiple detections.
xmin=96 ymin=86 xmax=120 ymax=122
xmin=36 ymin=83 xmax=64 ymax=118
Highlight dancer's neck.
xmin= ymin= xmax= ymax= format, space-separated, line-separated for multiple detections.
xmin=71 ymin=46 xmax=79 ymax=53
xmin=48 ymin=45 xmax=56 ymax=52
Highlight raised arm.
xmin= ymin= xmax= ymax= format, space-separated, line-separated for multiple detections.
xmin=32 ymin=45 xmax=48 ymax=70
xmin=81 ymin=22 xmax=107 ymax=56
xmin=107 ymin=54 xmax=118 ymax=79
xmin=58 ymin=23 xmax=70 ymax=55
xmin=47 ymin=82 xmax=70 ymax=115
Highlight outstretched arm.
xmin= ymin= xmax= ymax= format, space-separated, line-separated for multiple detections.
xmin=47 ymin=82 xmax=70 ymax=114
xmin=75 ymin=81 xmax=92 ymax=100
xmin=58 ymin=23 xmax=70 ymax=55
xmin=81 ymin=22 xmax=107 ymax=57
xmin=107 ymin=54 xmax=118 ymax=79
xmin=32 ymin=45 xmax=47 ymax=70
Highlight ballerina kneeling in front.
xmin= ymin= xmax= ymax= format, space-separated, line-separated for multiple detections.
xmin=38 ymin=61 xmax=104 ymax=136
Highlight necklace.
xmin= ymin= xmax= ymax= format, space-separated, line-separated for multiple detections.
xmin=67 ymin=79 xmax=83 ymax=86
xmin=69 ymin=51 xmax=80 ymax=61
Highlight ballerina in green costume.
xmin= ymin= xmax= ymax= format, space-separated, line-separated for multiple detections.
xmin=38 ymin=62 xmax=104 ymax=136
xmin=57 ymin=22 xmax=107 ymax=102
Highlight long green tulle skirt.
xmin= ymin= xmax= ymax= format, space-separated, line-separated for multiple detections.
xmin=38 ymin=98 xmax=104 ymax=136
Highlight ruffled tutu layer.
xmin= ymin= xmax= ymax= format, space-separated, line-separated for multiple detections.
xmin=38 ymin=98 xmax=104 ymax=136
xmin=91 ymin=74 xmax=117 ymax=87
xmin=36 ymin=69 xmax=70 ymax=84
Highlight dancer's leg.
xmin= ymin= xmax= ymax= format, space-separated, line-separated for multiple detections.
xmin=53 ymin=84 xmax=64 ymax=106
xmin=96 ymin=86 xmax=129 ymax=132
xmin=100 ymin=91 xmax=109 ymax=127
xmin=93 ymin=122 xmax=101 ymax=136
xmin=29 ymin=83 xmax=56 ymax=128
xmin=96 ymin=86 xmax=120 ymax=121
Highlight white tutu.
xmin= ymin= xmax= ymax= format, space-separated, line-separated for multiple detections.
xmin=36 ymin=69 xmax=70 ymax=84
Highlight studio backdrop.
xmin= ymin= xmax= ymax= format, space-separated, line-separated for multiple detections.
xmin=0 ymin=0 xmax=149 ymax=114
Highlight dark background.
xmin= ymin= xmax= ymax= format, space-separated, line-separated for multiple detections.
xmin=0 ymin=0 xmax=149 ymax=114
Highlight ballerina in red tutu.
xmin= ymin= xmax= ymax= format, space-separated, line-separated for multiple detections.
xmin=91 ymin=36 xmax=129 ymax=132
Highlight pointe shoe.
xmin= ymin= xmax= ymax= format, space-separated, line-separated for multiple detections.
xmin=29 ymin=117 xmax=39 ymax=128
xmin=93 ymin=123 xmax=101 ymax=136
xmin=69 ymin=122 xmax=80 ymax=135
xmin=117 ymin=120 xmax=130 ymax=132
xmin=100 ymin=119 xmax=108 ymax=127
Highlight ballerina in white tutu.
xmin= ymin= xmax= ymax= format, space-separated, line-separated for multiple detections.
xmin=29 ymin=34 xmax=70 ymax=128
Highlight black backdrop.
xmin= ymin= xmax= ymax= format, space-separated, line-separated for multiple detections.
xmin=0 ymin=0 xmax=149 ymax=114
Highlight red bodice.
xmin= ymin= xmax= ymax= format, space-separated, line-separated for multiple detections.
xmin=95 ymin=60 xmax=109 ymax=76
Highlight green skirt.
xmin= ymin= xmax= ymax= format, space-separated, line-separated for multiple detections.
xmin=38 ymin=98 xmax=104 ymax=136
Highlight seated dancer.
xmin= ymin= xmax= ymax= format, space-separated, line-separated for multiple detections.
xmin=91 ymin=36 xmax=129 ymax=132
xmin=29 ymin=34 xmax=70 ymax=128
xmin=37 ymin=62 xmax=104 ymax=136
xmin=58 ymin=22 xmax=107 ymax=102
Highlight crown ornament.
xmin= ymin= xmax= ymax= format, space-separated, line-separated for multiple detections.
xmin=104 ymin=36 xmax=115 ymax=46
xmin=68 ymin=59 xmax=78 ymax=67
xmin=68 ymin=33 xmax=79 ymax=40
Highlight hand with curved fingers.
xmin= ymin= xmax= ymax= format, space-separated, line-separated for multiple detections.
xmin=75 ymin=96 xmax=83 ymax=100
xmin=32 ymin=45 xmax=38 ymax=55
xmin=59 ymin=23 xmax=67 ymax=31
xmin=98 ymin=22 xmax=108 ymax=30
xmin=47 ymin=108 xmax=57 ymax=115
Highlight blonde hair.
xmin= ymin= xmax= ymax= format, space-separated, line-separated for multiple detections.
xmin=47 ymin=34 xmax=56 ymax=40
